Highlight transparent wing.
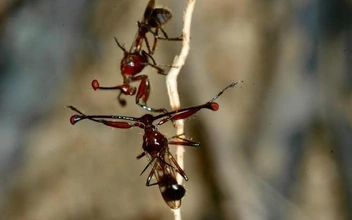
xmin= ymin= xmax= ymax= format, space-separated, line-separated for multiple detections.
xmin=147 ymin=148 xmax=186 ymax=209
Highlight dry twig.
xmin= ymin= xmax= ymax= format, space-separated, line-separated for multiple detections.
xmin=165 ymin=0 xmax=197 ymax=219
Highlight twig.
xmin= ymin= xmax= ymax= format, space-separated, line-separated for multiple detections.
xmin=166 ymin=0 xmax=196 ymax=219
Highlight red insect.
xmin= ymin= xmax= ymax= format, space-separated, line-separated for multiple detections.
xmin=67 ymin=81 xmax=241 ymax=208
xmin=92 ymin=0 xmax=182 ymax=112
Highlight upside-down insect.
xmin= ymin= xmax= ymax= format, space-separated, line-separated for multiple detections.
xmin=92 ymin=0 xmax=182 ymax=112
xmin=68 ymin=81 xmax=241 ymax=208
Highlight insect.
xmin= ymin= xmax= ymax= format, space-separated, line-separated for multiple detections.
xmin=68 ymin=81 xmax=241 ymax=208
xmin=91 ymin=0 xmax=182 ymax=112
xmin=144 ymin=146 xmax=187 ymax=209
xmin=138 ymin=0 xmax=182 ymax=55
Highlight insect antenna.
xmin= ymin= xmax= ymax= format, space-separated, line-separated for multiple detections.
xmin=209 ymin=80 xmax=243 ymax=103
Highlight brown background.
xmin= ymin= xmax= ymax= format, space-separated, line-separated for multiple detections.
xmin=0 ymin=0 xmax=351 ymax=219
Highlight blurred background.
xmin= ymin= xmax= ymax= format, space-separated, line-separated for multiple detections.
xmin=0 ymin=0 xmax=351 ymax=219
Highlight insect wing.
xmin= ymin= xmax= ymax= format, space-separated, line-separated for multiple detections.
xmin=148 ymin=8 xmax=172 ymax=28
xmin=128 ymin=0 xmax=155 ymax=53
xmin=153 ymin=149 xmax=185 ymax=209
xmin=143 ymin=0 xmax=155 ymax=22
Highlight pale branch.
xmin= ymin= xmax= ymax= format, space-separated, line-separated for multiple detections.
xmin=166 ymin=0 xmax=197 ymax=219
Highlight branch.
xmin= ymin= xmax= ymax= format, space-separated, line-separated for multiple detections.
xmin=166 ymin=0 xmax=196 ymax=219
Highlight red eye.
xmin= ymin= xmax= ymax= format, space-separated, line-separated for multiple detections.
xmin=69 ymin=115 xmax=80 ymax=125
xmin=91 ymin=79 xmax=99 ymax=91
xmin=210 ymin=102 xmax=219 ymax=111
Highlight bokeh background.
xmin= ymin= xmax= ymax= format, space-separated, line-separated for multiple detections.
xmin=0 ymin=0 xmax=352 ymax=219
